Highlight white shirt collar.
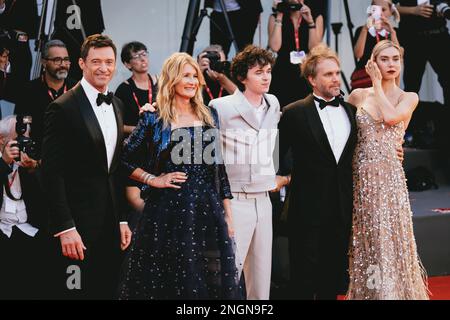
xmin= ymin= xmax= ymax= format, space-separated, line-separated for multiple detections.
xmin=255 ymin=96 xmax=267 ymax=112
xmin=313 ymin=93 xmax=337 ymax=103
xmin=238 ymin=89 xmax=267 ymax=111
xmin=312 ymin=93 xmax=343 ymax=111
xmin=80 ymin=77 xmax=109 ymax=107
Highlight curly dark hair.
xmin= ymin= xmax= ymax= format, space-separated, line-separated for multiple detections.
xmin=231 ymin=45 xmax=275 ymax=91
xmin=80 ymin=34 xmax=116 ymax=61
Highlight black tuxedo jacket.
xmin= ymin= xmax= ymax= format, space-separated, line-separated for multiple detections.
xmin=0 ymin=159 xmax=48 ymax=232
xmin=279 ymin=94 xmax=357 ymax=235
xmin=42 ymin=83 xmax=125 ymax=242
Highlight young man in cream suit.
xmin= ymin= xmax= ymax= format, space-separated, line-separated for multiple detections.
xmin=209 ymin=45 xmax=285 ymax=300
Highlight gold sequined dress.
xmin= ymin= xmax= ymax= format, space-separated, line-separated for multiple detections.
xmin=347 ymin=107 xmax=429 ymax=300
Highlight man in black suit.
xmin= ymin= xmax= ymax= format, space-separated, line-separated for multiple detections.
xmin=42 ymin=34 xmax=131 ymax=299
xmin=276 ymin=44 xmax=357 ymax=300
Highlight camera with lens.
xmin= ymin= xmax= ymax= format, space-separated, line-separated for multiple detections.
xmin=273 ymin=0 xmax=303 ymax=14
xmin=13 ymin=115 xmax=36 ymax=161
xmin=430 ymin=0 xmax=450 ymax=19
xmin=204 ymin=51 xmax=231 ymax=74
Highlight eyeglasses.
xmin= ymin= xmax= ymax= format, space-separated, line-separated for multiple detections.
xmin=45 ymin=57 xmax=71 ymax=65
xmin=130 ymin=51 xmax=148 ymax=60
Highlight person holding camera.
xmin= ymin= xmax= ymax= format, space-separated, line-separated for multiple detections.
xmin=206 ymin=0 xmax=263 ymax=57
xmin=197 ymin=44 xmax=237 ymax=105
xmin=394 ymin=0 xmax=450 ymax=106
xmin=0 ymin=0 xmax=39 ymax=94
xmin=351 ymin=0 xmax=401 ymax=90
xmin=14 ymin=40 xmax=76 ymax=160
xmin=268 ymin=0 xmax=326 ymax=108
xmin=0 ymin=115 xmax=49 ymax=299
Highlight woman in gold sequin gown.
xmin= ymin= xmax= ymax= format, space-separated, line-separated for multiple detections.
xmin=346 ymin=40 xmax=429 ymax=300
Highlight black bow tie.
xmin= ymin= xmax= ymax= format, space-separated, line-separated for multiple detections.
xmin=314 ymin=96 xmax=343 ymax=110
xmin=96 ymin=92 xmax=113 ymax=106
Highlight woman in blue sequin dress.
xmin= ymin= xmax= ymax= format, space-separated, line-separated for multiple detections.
xmin=118 ymin=53 xmax=243 ymax=300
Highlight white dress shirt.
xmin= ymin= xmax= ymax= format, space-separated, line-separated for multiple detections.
xmin=0 ymin=162 xmax=39 ymax=238
xmin=253 ymin=97 xmax=268 ymax=127
xmin=80 ymin=77 xmax=118 ymax=171
xmin=313 ymin=94 xmax=351 ymax=163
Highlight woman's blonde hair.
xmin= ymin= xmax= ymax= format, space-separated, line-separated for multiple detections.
xmin=156 ymin=52 xmax=214 ymax=128
xmin=372 ymin=39 xmax=403 ymax=85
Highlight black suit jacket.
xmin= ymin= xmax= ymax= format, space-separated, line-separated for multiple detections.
xmin=0 ymin=159 xmax=48 ymax=232
xmin=278 ymin=94 xmax=357 ymax=235
xmin=42 ymin=83 xmax=125 ymax=242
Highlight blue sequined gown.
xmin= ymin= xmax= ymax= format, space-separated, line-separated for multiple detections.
xmin=118 ymin=111 xmax=243 ymax=300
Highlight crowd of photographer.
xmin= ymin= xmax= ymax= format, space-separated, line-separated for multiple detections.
xmin=395 ymin=0 xmax=450 ymax=106
xmin=351 ymin=0 xmax=449 ymax=101
xmin=351 ymin=0 xmax=401 ymax=89
xmin=268 ymin=0 xmax=326 ymax=107
xmin=0 ymin=0 xmax=448 ymax=299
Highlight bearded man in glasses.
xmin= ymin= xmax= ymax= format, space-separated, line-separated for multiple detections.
xmin=14 ymin=39 xmax=76 ymax=159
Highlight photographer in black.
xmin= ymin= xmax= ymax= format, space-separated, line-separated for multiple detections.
xmin=197 ymin=44 xmax=237 ymax=105
xmin=0 ymin=0 xmax=39 ymax=94
xmin=394 ymin=0 xmax=450 ymax=106
xmin=0 ymin=115 xmax=50 ymax=299
xmin=206 ymin=0 xmax=263 ymax=57
xmin=14 ymin=40 xmax=76 ymax=159
xmin=268 ymin=0 xmax=326 ymax=108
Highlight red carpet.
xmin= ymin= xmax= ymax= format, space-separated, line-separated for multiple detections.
xmin=337 ymin=275 xmax=450 ymax=300
xmin=428 ymin=276 xmax=450 ymax=300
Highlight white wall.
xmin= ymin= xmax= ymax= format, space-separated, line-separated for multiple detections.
xmin=99 ymin=0 xmax=445 ymax=103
